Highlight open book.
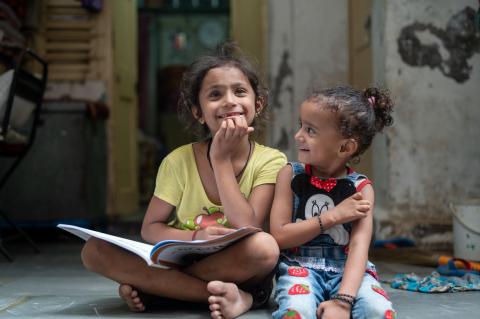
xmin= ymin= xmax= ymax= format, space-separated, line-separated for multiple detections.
xmin=57 ymin=224 xmax=260 ymax=269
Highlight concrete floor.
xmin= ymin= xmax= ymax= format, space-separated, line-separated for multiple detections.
xmin=1 ymin=236 xmax=479 ymax=318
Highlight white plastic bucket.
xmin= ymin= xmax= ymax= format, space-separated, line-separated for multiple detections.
xmin=450 ymin=202 xmax=480 ymax=262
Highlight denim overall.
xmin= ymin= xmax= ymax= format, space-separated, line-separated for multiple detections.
xmin=272 ymin=162 xmax=395 ymax=319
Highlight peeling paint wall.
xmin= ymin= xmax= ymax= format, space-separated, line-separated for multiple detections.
xmin=267 ymin=0 xmax=349 ymax=159
xmin=372 ymin=0 xmax=480 ymax=246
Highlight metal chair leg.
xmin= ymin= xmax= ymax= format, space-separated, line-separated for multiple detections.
xmin=0 ymin=238 xmax=14 ymax=262
xmin=0 ymin=210 xmax=40 ymax=253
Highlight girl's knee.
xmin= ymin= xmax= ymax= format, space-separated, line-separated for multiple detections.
xmin=246 ymin=232 xmax=279 ymax=265
xmin=353 ymin=297 xmax=395 ymax=319
xmin=353 ymin=273 xmax=396 ymax=318
xmin=361 ymin=304 xmax=396 ymax=319
xmin=81 ymin=238 xmax=109 ymax=272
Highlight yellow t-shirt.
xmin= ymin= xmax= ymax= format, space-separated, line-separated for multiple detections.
xmin=153 ymin=142 xmax=287 ymax=230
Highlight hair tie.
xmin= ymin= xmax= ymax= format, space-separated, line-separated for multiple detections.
xmin=367 ymin=96 xmax=376 ymax=106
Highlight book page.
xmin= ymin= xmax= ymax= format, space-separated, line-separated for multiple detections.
xmin=57 ymin=224 xmax=155 ymax=266
xmin=59 ymin=224 xmax=260 ymax=269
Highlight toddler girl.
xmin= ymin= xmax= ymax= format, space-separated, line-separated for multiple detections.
xmin=270 ymin=85 xmax=396 ymax=319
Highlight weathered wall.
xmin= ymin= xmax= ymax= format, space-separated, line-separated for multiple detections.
xmin=267 ymin=0 xmax=480 ymax=247
xmin=372 ymin=0 xmax=480 ymax=246
xmin=267 ymin=0 xmax=349 ymax=160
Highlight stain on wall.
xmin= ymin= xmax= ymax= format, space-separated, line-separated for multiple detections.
xmin=268 ymin=0 xmax=349 ymax=160
xmin=271 ymin=50 xmax=294 ymax=149
xmin=397 ymin=7 xmax=480 ymax=83
xmin=373 ymin=0 xmax=480 ymax=248
xmin=272 ymin=50 xmax=293 ymax=110
xmin=275 ymin=128 xmax=290 ymax=150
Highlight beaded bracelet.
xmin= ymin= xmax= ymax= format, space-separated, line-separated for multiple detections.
xmin=317 ymin=214 xmax=325 ymax=233
xmin=336 ymin=293 xmax=356 ymax=301
xmin=330 ymin=294 xmax=355 ymax=307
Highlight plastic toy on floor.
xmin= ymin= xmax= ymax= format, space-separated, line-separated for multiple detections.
xmin=438 ymin=255 xmax=480 ymax=271
xmin=436 ymin=258 xmax=480 ymax=277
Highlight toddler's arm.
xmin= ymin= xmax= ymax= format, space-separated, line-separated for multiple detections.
xmin=270 ymin=166 xmax=369 ymax=249
xmin=317 ymin=184 xmax=374 ymax=319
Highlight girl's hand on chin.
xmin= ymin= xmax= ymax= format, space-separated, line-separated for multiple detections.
xmin=211 ymin=118 xmax=253 ymax=160
xmin=222 ymin=116 xmax=254 ymax=140
xmin=231 ymin=116 xmax=254 ymax=138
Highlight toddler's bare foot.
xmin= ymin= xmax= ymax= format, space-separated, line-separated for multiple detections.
xmin=207 ymin=281 xmax=253 ymax=319
xmin=118 ymin=284 xmax=146 ymax=312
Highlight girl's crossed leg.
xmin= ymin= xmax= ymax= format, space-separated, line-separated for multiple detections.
xmin=81 ymin=231 xmax=279 ymax=318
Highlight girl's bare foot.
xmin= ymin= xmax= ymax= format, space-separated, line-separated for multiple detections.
xmin=118 ymin=284 xmax=146 ymax=312
xmin=207 ymin=281 xmax=253 ymax=319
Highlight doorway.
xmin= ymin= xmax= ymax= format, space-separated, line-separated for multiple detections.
xmin=137 ymin=0 xmax=231 ymax=204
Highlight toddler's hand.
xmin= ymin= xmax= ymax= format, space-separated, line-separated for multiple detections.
xmin=329 ymin=192 xmax=370 ymax=224
xmin=317 ymin=300 xmax=350 ymax=319
xmin=194 ymin=226 xmax=236 ymax=241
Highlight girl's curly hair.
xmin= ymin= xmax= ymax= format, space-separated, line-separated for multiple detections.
xmin=308 ymin=85 xmax=394 ymax=160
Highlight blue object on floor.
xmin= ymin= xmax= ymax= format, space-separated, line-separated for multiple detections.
xmin=436 ymin=258 xmax=480 ymax=277
xmin=389 ymin=271 xmax=480 ymax=293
